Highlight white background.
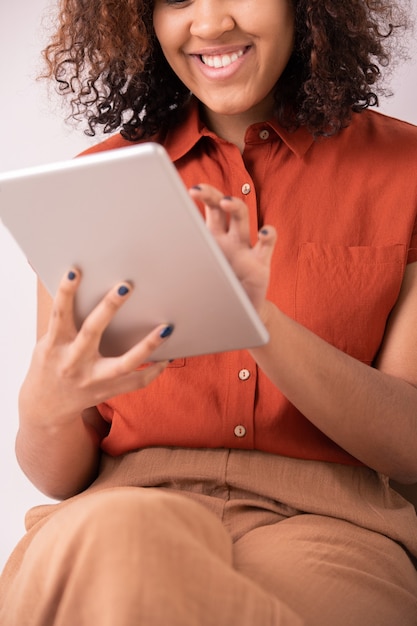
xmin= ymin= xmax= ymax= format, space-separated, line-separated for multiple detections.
xmin=0 ymin=0 xmax=416 ymax=571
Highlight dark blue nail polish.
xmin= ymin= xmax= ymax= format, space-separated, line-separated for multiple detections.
xmin=192 ymin=185 xmax=202 ymax=190
xmin=260 ymin=228 xmax=269 ymax=235
xmin=223 ymin=195 xmax=233 ymax=201
xmin=118 ymin=285 xmax=129 ymax=296
xmin=67 ymin=271 xmax=76 ymax=281
xmin=160 ymin=324 xmax=174 ymax=339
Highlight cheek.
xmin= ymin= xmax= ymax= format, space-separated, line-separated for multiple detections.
xmin=267 ymin=2 xmax=295 ymax=48
xmin=153 ymin=22 xmax=181 ymax=68
xmin=152 ymin=10 xmax=171 ymax=53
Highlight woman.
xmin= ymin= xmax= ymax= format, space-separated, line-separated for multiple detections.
xmin=1 ymin=0 xmax=417 ymax=624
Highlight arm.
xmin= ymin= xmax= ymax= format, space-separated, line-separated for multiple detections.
xmin=251 ymin=275 xmax=417 ymax=484
xmin=16 ymin=271 xmax=173 ymax=500
xmin=191 ymin=185 xmax=417 ymax=484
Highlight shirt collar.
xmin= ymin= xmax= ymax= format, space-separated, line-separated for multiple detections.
xmin=266 ymin=117 xmax=315 ymax=159
xmin=162 ymin=98 xmax=315 ymax=162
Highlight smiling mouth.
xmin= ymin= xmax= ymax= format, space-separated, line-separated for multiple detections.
xmin=200 ymin=47 xmax=248 ymax=69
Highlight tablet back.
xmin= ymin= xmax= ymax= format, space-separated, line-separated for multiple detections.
xmin=0 ymin=143 xmax=268 ymax=360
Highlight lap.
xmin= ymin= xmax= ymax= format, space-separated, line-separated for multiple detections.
xmin=2 ymin=464 xmax=417 ymax=626
xmin=0 ymin=487 xmax=302 ymax=626
xmin=49 ymin=487 xmax=416 ymax=625
xmin=26 ymin=486 xmax=234 ymax=568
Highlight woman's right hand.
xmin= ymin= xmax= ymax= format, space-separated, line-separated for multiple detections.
xmin=20 ymin=268 xmax=173 ymax=424
xmin=16 ymin=268 xmax=173 ymax=499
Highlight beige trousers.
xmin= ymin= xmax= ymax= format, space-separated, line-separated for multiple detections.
xmin=1 ymin=448 xmax=417 ymax=625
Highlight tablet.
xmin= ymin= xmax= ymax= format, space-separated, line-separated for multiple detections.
xmin=0 ymin=142 xmax=268 ymax=360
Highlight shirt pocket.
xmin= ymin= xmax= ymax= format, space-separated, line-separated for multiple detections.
xmin=294 ymin=243 xmax=406 ymax=363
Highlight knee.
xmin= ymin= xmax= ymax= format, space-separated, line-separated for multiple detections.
xmin=53 ymin=487 xmax=230 ymax=560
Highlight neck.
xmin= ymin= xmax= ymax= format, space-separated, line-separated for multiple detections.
xmin=201 ymin=101 xmax=275 ymax=153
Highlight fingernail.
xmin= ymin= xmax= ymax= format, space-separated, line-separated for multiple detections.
xmin=260 ymin=228 xmax=269 ymax=235
xmin=223 ymin=195 xmax=233 ymax=201
xmin=160 ymin=324 xmax=174 ymax=339
xmin=191 ymin=185 xmax=202 ymax=190
xmin=118 ymin=285 xmax=130 ymax=296
xmin=67 ymin=271 xmax=76 ymax=281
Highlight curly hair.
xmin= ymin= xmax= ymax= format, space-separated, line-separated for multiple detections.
xmin=42 ymin=0 xmax=410 ymax=139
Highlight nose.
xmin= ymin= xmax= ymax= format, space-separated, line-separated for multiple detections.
xmin=189 ymin=0 xmax=236 ymax=39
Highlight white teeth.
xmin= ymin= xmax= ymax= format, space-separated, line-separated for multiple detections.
xmin=201 ymin=49 xmax=244 ymax=69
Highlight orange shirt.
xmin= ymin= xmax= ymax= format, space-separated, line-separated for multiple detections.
xmin=82 ymin=102 xmax=417 ymax=465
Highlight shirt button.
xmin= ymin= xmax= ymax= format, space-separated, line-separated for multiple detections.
xmin=238 ymin=369 xmax=251 ymax=381
xmin=234 ymin=425 xmax=247 ymax=438
xmin=259 ymin=129 xmax=270 ymax=140
xmin=241 ymin=183 xmax=251 ymax=195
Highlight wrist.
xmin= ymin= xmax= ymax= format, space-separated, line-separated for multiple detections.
xmin=257 ymin=299 xmax=276 ymax=328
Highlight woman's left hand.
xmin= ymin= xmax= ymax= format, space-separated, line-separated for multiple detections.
xmin=189 ymin=184 xmax=277 ymax=315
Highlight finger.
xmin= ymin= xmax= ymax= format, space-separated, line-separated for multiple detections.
xmin=218 ymin=195 xmax=251 ymax=244
xmin=121 ymin=359 xmax=170 ymax=394
xmin=189 ymin=184 xmax=229 ymax=234
xmin=74 ymin=281 xmax=134 ymax=353
xmin=99 ymin=323 xmax=175 ymax=380
xmin=90 ymin=358 xmax=170 ymax=402
xmin=113 ymin=323 xmax=174 ymax=373
xmin=253 ymin=226 xmax=277 ymax=265
xmin=47 ymin=268 xmax=81 ymax=343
